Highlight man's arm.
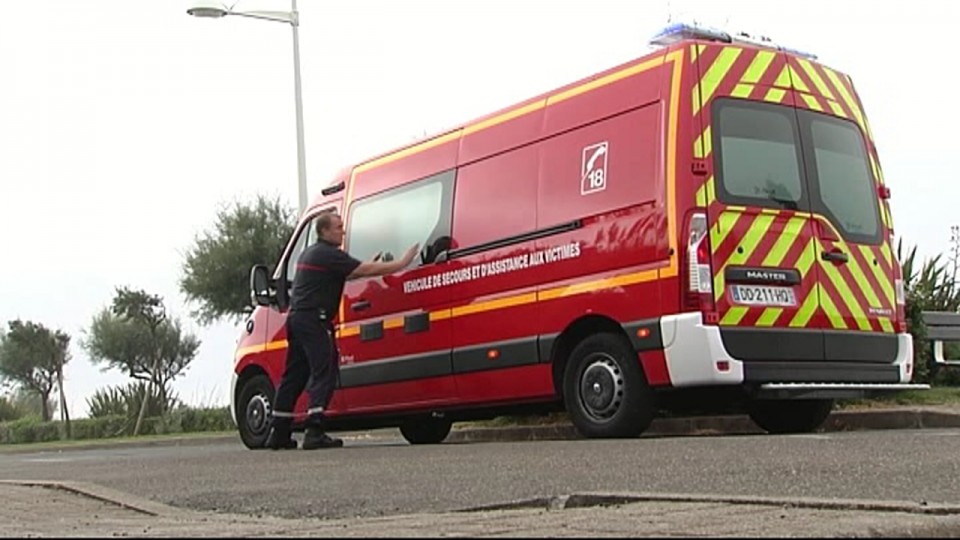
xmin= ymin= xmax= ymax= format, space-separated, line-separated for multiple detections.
xmin=348 ymin=243 xmax=419 ymax=279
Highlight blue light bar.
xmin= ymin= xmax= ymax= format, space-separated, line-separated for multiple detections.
xmin=649 ymin=22 xmax=818 ymax=61
xmin=649 ymin=23 xmax=731 ymax=46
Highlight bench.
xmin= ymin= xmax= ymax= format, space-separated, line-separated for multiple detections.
xmin=921 ymin=311 xmax=960 ymax=369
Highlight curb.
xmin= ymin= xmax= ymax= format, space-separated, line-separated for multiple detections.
xmin=447 ymin=407 xmax=960 ymax=444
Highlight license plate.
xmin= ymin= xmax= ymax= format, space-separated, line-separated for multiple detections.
xmin=729 ymin=285 xmax=797 ymax=307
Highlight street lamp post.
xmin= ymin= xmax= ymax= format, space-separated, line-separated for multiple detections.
xmin=188 ymin=0 xmax=309 ymax=214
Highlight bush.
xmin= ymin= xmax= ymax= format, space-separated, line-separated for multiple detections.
xmin=0 ymin=406 xmax=234 ymax=445
xmin=87 ymin=382 xmax=181 ymax=419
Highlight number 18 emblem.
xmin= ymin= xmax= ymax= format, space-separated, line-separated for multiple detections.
xmin=581 ymin=142 xmax=608 ymax=195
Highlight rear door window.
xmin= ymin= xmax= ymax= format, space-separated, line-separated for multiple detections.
xmin=714 ymin=100 xmax=806 ymax=211
xmin=802 ymin=112 xmax=881 ymax=244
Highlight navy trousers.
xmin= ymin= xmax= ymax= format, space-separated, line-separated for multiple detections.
xmin=271 ymin=310 xmax=340 ymax=431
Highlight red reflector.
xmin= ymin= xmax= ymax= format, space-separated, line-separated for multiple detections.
xmin=487 ymin=350 xmax=500 ymax=360
xmin=705 ymin=312 xmax=720 ymax=324
xmin=895 ymin=320 xmax=907 ymax=333
xmin=716 ymin=361 xmax=730 ymax=372
xmin=637 ymin=328 xmax=651 ymax=338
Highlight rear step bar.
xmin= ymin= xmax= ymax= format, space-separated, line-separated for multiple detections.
xmin=756 ymin=383 xmax=930 ymax=400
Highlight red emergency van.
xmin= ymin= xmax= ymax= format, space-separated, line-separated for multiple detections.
xmin=235 ymin=24 xmax=926 ymax=448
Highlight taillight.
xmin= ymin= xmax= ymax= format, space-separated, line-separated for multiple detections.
xmin=895 ymin=279 xmax=905 ymax=306
xmin=685 ymin=212 xmax=715 ymax=313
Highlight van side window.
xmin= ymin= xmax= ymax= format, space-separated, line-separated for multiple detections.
xmin=346 ymin=170 xmax=454 ymax=265
xmin=714 ymin=100 xmax=805 ymax=210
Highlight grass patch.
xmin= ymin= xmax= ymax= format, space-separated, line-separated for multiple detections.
xmin=838 ymin=386 xmax=960 ymax=410
xmin=0 ymin=430 xmax=236 ymax=453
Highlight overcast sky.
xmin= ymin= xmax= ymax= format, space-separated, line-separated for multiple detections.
xmin=1 ymin=0 xmax=956 ymax=418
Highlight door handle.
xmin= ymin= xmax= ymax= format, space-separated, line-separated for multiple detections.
xmin=821 ymin=250 xmax=849 ymax=264
xmin=351 ymin=300 xmax=371 ymax=312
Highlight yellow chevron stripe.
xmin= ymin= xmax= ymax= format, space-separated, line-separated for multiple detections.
xmin=774 ymin=65 xmax=791 ymax=88
xmin=822 ymin=66 xmax=866 ymax=131
xmin=839 ymin=243 xmax=889 ymax=321
xmin=731 ymin=83 xmax=753 ymax=98
xmin=796 ymin=58 xmax=836 ymax=100
xmin=695 ymin=176 xmax=717 ymax=207
xmin=756 ymin=308 xmax=783 ymax=327
xmin=788 ymin=65 xmax=811 ymax=93
xmin=817 ymin=283 xmax=849 ymax=330
xmin=765 ymin=88 xmax=787 ymax=103
xmin=790 ymin=289 xmax=819 ymax=328
xmin=761 ymin=217 xmax=806 ymax=266
xmin=694 ymin=47 xmax=743 ymax=116
xmin=694 ymin=125 xmax=712 ymax=159
xmin=721 ymin=306 xmax=749 ymax=326
xmin=817 ymin=247 xmax=871 ymax=331
xmin=879 ymin=318 xmax=894 ymax=333
xmin=692 ymin=86 xmax=702 ymax=117
xmin=801 ymin=93 xmax=824 ymax=112
xmin=796 ymin=238 xmax=817 ymax=278
xmin=742 ymin=50 xmax=776 ymax=84
xmin=713 ymin=214 xmax=775 ymax=301
xmin=860 ymin=245 xmax=895 ymax=306
xmin=880 ymin=242 xmax=893 ymax=268
xmin=710 ymin=211 xmax=741 ymax=256
xmin=827 ymin=100 xmax=847 ymax=118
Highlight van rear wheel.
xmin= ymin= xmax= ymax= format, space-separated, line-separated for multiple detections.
xmin=400 ymin=415 xmax=452 ymax=444
xmin=563 ymin=333 xmax=655 ymax=438
xmin=747 ymin=399 xmax=834 ymax=434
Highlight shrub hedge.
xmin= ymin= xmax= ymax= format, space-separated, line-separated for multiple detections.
xmin=0 ymin=407 xmax=233 ymax=445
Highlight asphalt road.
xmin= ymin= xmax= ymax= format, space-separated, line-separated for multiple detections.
xmin=2 ymin=429 xmax=959 ymax=521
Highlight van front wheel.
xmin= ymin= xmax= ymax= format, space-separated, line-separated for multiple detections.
xmin=563 ymin=333 xmax=655 ymax=438
xmin=236 ymin=374 xmax=274 ymax=449
xmin=747 ymin=399 xmax=834 ymax=434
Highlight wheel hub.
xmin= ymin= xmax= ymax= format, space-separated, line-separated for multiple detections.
xmin=579 ymin=355 xmax=624 ymax=420
xmin=245 ymin=394 xmax=271 ymax=436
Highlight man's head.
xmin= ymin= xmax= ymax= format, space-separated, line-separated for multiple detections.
xmin=315 ymin=211 xmax=345 ymax=246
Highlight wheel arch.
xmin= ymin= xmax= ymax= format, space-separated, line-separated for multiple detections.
xmin=549 ymin=314 xmax=637 ymax=399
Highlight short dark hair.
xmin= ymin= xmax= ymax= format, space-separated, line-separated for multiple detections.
xmin=314 ymin=210 xmax=340 ymax=236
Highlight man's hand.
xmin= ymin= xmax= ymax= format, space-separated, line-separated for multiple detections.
xmin=399 ymin=244 xmax=419 ymax=266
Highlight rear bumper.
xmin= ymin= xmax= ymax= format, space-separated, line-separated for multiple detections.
xmin=659 ymin=313 xmax=915 ymax=387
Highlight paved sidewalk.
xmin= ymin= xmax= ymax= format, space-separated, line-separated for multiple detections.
xmin=4 ymin=480 xmax=960 ymax=537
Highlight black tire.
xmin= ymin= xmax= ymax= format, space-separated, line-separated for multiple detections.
xmin=400 ymin=415 xmax=453 ymax=445
xmin=562 ymin=333 xmax=655 ymax=438
xmin=747 ymin=399 xmax=834 ymax=434
xmin=236 ymin=374 xmax=275 ymax=449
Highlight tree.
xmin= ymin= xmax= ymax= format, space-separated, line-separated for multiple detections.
xmin=180 ymin=194 xmax=296 ymax=325
xmin=0 ymin=320 xmax=71 ymax=423
xmin=84 ymin=288 xmax=200 ymax=435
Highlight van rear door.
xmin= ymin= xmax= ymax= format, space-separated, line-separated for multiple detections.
xmin=691 ymin=43 xmax=827 ymax=360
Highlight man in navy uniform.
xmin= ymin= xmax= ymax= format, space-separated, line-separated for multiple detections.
xmin=266 ymin=211 xmax=418 ymax=450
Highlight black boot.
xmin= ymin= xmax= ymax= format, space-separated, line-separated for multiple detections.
xmin=302 ymin=427 xmax=343 ymax=450
xmin=265 ymin=425 xmax=297 ymax=450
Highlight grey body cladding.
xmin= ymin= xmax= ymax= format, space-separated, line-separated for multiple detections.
xmin=338 ymin=318 xmax=663 ymax=389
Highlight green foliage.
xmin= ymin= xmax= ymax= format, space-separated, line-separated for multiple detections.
xmin=86 ymin=382 xmax=181 ymax=419
xmin=179 ymin=194 xmax=296 ymax=325
xmin=0 ymin=321 xmax=70 ymax=421
xmin=0 ymin=407 xmax=233 ymax=445
xmin=0 ymin=396 xmax=24 ymax=422
xmin=898 ymin=238 xmax=960 ymax=384
xmin=85 ymin=288 xmax=199 ymax=405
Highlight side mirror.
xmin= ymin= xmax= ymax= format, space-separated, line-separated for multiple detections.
xmin=249 ymin=264 xmax=274 ymax=307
